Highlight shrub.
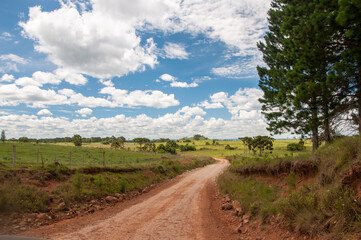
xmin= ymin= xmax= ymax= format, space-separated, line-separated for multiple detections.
xmin=180 ymin=144 xmax=196 ymax=151
xmin=225 ymin=144 xmax=236 ymax=150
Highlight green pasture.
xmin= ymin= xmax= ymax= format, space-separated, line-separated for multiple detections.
xmin=179 ymin=139 xmax=312 ymax=158
xmin=0 ymin=142 xmax=184 ymax=168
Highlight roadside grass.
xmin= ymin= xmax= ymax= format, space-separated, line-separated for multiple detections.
xmin=218 ymin=136 xmax=361 ymax=239
xmin=0 ymin=154 xmax=214 ymax=214
xmin=0 ymin=180 xmax=50 ymax=213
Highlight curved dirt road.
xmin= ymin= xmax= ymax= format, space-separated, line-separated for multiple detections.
xmin=34 ymin=158 xmax=229 ymax=240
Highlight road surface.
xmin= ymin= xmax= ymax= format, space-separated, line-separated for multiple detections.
xmin=26 ymin=158 xmax=230 ymax=240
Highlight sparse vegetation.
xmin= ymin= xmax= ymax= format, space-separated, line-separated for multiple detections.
xmin=219 ymin=136 xmax=361 ymax=239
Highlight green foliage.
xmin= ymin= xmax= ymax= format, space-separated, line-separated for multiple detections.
xmin=218 ymin=172 xmax=279 ymax=219
xmin=111 ymin=139 xmax=124 ymax=149
xmin=224 ymin=144 xmax=236 ymax=150
xmin=179 ymin=144 xmax=196 ymax=151
xmin=72 ymin=134 xmax=82 ymax=146
xmin=287 ymin=143 xmax=304 ymax=152
xmin=0 ymin=181 xmax=49 ymax=213
xmin=19 ymin=137 xmax=29 ymax=142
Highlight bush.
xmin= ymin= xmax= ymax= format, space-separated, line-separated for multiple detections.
xmin=225 ymin=144 xmax=236 ymax=150
xmin=180 ymin=144 xmax=196 ymax=151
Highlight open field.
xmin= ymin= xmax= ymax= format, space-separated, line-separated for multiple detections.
xmin=0 ymin=142 xmax=187 ymax=168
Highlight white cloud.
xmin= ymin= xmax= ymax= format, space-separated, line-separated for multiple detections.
xmin=99 ymin=79 xmax=114 ymax=87
xmin=170 ymin=81 xmax=198 ymax=88
xmin=211 ymin=56 xmax=262 ymax=79
xmin=15 ymin=77 xmax=42 ymax=87
xmin=159 ymin=73 xmax=177 ymax=82
xmin=162 ymin=42 xmax=189 ymax=60
xmin=76 ymin=108 xmax=93 ymax=117
xmin=0 ymin=84 xmax=68 ymax=108
xmin=1 ymin=74 xmax=15 ymax=82
xmin=198 ymin=88 xmax=264 ymax=120
xmin=100 ymin=87 xmax=180 ymax=108
xmin=0 ymin=54 xmax=27 ymax=64
xmin=32 ymin=71 xmax=62 ymax=85
xmin=0 ymin=107 xmax=268 ymax=139
xmin=20 ymin=4 xmax=159 ymax=79
xmin=197 ymin=100 xmax=224 ymax=109
xmin=37 ymin=109 xmax=52 ymax=116
xmin=19 ymin=0 xmax=270 ymax=79
xmin=159 ymin=73 xmax=198 ymax=88
xmin=55 ymin=68 xmax=87 ymax=85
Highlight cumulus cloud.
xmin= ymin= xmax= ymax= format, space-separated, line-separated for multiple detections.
xmin=19 ymin=0 xmax=270 ymax=79
xmin=198 ymin=88 xmax=264 ymax=120
xmin=159 ymin=73 xmax=177 ymax=82
xmin=197 ymin=100 xmax=224 ymax=109
xmin=0 ymin=82 xmax=178 ymax=109
xmin=20 ymin=4 xmax=159 ymax=79
xmin=1 ymin=74 xmax=15 ymax=82
xmin=0 ymin=32 xmax=13 ymax=41
xmin=170 ymin=81 xmax=198 ymax=88
xmin=100 ymin=87 xmax=179 ymax=108
xmin=158 ymin=73 xmax=198 ymax=88
xmin=76 ymin=108 xmax=93 ymax=117
xmin=0 ymin=107 xmax=268 ymax=139
xmin=37 ymin=109 xmax=52 ymax=116
xmin=162 ymin=42 xmax=189 ymax=60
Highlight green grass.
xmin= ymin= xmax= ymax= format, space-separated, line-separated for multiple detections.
xmin=218 ymin=136 xmax=361 ymax=239
xmin=0 ymin=142 xmax=191 ymax=168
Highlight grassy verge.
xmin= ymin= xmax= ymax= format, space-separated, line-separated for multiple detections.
xmin=0 ymin=156 xmax=214 ymax=214
xmin=218 ymin=136 xmax=361 ymax=239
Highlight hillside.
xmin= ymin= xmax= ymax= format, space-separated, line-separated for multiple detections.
xmin=218 ymin=136 xmax=361 ymax=239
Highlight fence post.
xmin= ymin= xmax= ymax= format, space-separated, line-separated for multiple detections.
xmin=69 ymin=151 xmax=72 ymax=169
xmin=12 ymin=145 xmax=15 ymax=167
xmin=102 ymin=151 xmax=105 ymax=167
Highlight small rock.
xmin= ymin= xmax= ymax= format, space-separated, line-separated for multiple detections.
xmin=224 ymin=195 xmax=231 ymax=203
xmin=87 ymin=208 xmax=95 ymax=213
xmin=115 ymin=193 xmax=122 ymax=198
xmin=235 ymin=208 xmax=244 ymax=217
xmin=56 ymin=202 xmax=67 ymax=211
xmin=90 ymin=200 xmax=96 ymax=204
xmin=221 ymin=202 xmax=233 ymax=210
xmin=105 ymin=196 xmax=117 ymax=203
xmin=20 ymin=227 xmax=27 ymax=231
xmin=14 ymin=225 xmax=20 ymax=229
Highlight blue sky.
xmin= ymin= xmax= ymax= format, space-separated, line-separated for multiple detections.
xmin=0 ymin=0 xmax=278 ymax=140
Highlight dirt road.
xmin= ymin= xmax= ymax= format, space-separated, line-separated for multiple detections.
xmin=26 ymin=158 xmax=230 ymax=240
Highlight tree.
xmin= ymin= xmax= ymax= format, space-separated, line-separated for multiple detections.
xmin=111 ymin=139 xmax=124 ymax=149
xmin=133 ymin=138 xmax=150 ymax=150
xmin=1 ymin=130 xmax=5 ymax=143
xmin=19 ymin=136 xmax=29 ymax=142
xmin=72 ymin=134 xmax=82 ymax=146
xmin=258 ymin=0 xmax=344 ymax=150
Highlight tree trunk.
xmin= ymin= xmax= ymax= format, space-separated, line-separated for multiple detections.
xmin=322 ymin=84 xmax=331 ymax=143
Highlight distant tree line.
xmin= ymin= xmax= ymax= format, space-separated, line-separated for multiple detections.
xmin=258 ymin=0 xmax=361 ymax=151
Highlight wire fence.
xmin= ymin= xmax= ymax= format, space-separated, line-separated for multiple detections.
xmin=0 ymin=143 xmax=167 ymax=168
